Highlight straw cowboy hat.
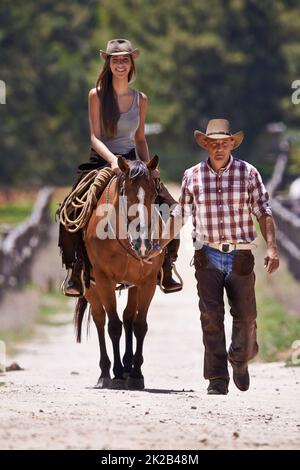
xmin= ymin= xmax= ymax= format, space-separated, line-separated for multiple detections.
xmin=100 ymin=39 xmax=140 ymax=60
xmin=194 ymin=119 xmax=244 ymax=150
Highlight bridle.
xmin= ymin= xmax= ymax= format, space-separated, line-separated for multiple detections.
xmin=104 ymin=171 xmax=162 ymax=264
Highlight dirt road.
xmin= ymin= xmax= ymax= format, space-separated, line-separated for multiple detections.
xmin=1 ymin=216 xmax=300 ymax=450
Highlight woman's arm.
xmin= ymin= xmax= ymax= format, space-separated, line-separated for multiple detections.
xmin=135 ymin=92 xmax=150 ymax=163
xmin=88 ymin=88 xmax=120 ymax=173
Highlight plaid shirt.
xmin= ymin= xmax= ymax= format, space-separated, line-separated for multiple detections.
xmin=173 ymin=155 xmax=272 ymax=244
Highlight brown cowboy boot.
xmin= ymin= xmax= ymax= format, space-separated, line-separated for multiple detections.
xmin=158 ymin=239 xmax=183 ymax=293
xmin=61 ymin=260 xmax=84 ymax=297
xmin=207 ymin=378 xmax=229 ymax=395
xmin=232 ymin=363 xmax=250 ymax=391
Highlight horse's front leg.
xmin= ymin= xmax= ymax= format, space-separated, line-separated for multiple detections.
xmin=127 ymin=277 xmax=157 ymax=390
xmin=94 ymin=270 xmax=126 ymax=389
xmin=122 ymin=287 xmax=138 ymax=378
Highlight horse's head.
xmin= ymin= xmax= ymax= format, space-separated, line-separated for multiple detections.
xmin=118 ymin=155 xmax=159 ymax=258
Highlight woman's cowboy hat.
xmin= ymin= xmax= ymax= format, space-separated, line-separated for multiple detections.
xmin=194 ymin=119 xmax=244 ymax=150
xmin=100 ymin=39 xmax=140 ymax=60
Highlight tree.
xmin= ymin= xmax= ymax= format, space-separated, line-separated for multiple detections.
xmin=1 ymin=0 xmax=300 ymax=184
xmin=0 ymin=0 xmax=98 ymax=185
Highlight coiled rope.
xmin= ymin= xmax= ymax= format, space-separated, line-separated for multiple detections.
xmin=58 ymin=167 xmax=114 ymax=233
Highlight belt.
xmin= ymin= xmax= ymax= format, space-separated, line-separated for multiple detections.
xmin=204 ymin=241 xmax=257 ymax=253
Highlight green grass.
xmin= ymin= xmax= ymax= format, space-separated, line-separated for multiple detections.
xmin=50 ymin=199 xmax=60 ymax=222
xmin=37 ymin=289 xmax=72 ymax=326
xmin=0 ymin=288 xmax=72 ymax=356
xmin=254 ymin=226 xmax=300 ymax=363
xmin=256 ymin=293 xmax=300 ymax=362
xmin=0 ymin=203 xmax=33 ymax=225
xmin=0 ymin=326 xmax=35 ymax=355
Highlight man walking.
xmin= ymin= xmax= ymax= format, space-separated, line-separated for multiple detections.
xmin=153 ymin=119 xmax=279 ymax=395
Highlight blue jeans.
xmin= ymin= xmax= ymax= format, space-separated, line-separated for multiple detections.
xmin=202 ymin=245 xmax=237 ymax=276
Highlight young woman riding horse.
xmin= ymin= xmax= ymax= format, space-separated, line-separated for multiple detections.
xmin=58 ymin=39 xmax=181 ymax=296
xmin=76 ymin=156 xmax=164 ymax=389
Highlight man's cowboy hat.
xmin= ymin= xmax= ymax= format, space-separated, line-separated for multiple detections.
xmin=194 ymin=119 xmax=244 ymax=150
xmin=100 ymin=39 xmax=140 ymax=60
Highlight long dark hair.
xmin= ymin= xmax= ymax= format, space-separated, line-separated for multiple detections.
xmin=95 ymin=56 xmax=136 ymax=138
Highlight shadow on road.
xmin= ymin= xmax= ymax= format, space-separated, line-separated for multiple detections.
xmin=140 ymin=388 xmax=195 ymax=395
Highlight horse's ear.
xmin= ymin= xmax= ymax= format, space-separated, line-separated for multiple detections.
xmin=147 ymin=155 xmax=159 ymax=171
xmin=118 ymin=156 xmax=129 ymax=174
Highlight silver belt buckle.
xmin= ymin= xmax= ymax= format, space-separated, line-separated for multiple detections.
xmin=219 ymin=242 xmax=233 ymax=253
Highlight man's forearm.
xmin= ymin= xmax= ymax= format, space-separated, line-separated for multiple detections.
xmin=258 ymin=214 xmax=277 ymax=247
xmin=258 ymin=214 xmax=280 ymax=273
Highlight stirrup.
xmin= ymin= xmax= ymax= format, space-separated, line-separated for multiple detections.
xmin=158 ymin=263 xmax=183 ymax=294
xmin=171 ymin=262 xmax=183 ymax=287
xmin=61 ymin=268 xmax=71 ymax=294
xmin=61 ymin=268 xmax=85 ymax=297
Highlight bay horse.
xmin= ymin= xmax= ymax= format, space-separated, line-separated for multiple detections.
xmin=75 ymin=156 xmax=165 ymax=390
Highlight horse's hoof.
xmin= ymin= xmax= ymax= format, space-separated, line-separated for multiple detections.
xmin=94 ymin=377 xmax=111 ymax=389
xmin=108 ymin=378 xmax=128 ymax=390
xmin=127 ymin=376 xmax=145 ymax=390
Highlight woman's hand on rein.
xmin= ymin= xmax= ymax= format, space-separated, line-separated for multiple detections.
xmin=111 ymin=158 xmax=122 ymax=175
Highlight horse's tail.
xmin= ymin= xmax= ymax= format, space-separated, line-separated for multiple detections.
xmin=74 ymin=296 xmax=89 ymax=343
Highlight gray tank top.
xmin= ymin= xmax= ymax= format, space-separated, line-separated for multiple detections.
xmin=102 ymin=89 xmax=140 ymax=155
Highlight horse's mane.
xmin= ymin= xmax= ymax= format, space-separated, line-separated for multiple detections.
xmin=128 ymin=160 xmax=148 ymax=181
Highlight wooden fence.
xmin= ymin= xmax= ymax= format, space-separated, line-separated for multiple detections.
xmin=267 ymin=142 xmax=300 ymax=280
xmin=0 ymin=187 xmax=53 ymax=301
